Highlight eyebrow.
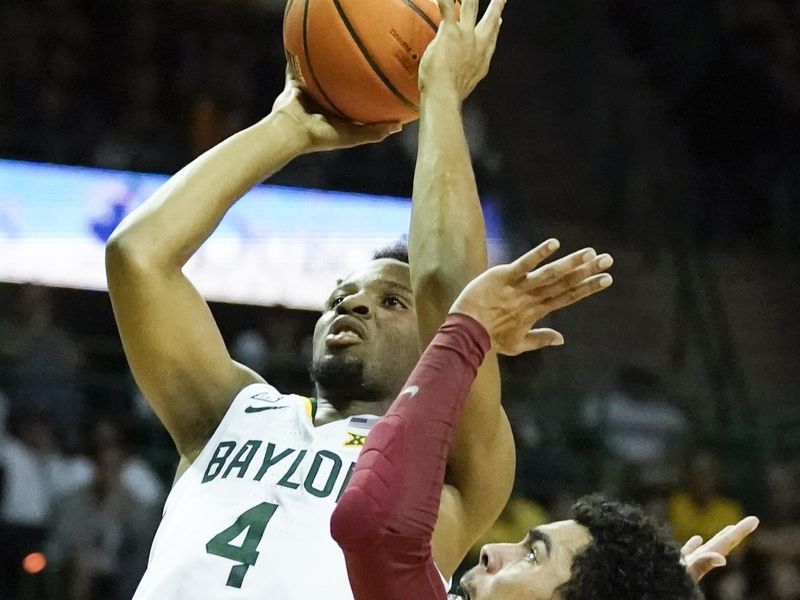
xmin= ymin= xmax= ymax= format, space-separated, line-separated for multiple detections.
xmin=528 ymin=529 xmax=552 ymax=558
xmin=333 ymin=281 xmax=413 ymax=295
xmin=381 ymin=281 xmax=413 ymax=295
xmin=326 ymin=281 xmax=413 ymax=302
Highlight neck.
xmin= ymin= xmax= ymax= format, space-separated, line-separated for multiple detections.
xmin=314 ymin=395 xmax=395 ymax=425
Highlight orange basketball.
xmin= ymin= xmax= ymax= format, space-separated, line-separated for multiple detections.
xmin=283 ymin=0 xmax=456 ymax=124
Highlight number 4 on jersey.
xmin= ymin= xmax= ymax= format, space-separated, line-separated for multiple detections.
xmin=206 ymin=502 xmax=278 ymax=588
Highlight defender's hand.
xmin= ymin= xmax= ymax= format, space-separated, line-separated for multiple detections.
xmin=681 ymin=516 xmax=760 ymax=582
xmin=272 ymin=69 xmax=401 ymax=152
xmin=450 ymin=239 xmax=613 ymax=356
xmin=419 ymin=0 xmax=507 ymax=100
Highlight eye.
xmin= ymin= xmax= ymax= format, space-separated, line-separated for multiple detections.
xmin=329 ymin=296 xmax=345 ymax=309
xmin=525 ymin=546 xmax=538 ymax=564
xmin=382 ymin=295 xmax=406 ymax=309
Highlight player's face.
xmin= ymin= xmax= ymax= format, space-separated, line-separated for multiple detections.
xmin=460 ymin=520 xmax=591 ymax=600
xmin=310 ymin=259 xmax=420 ymax=403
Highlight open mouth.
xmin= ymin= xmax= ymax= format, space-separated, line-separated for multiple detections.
xmin=325 ymin=315 xmax=365 ymax=347
xmin=325 ymin=330 xmax=362 ymax=346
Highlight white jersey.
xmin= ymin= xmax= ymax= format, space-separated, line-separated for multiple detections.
xmin=133 ymin=383 xmax=381 ymax=600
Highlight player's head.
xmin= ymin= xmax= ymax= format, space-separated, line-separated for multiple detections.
xmin=460 ymin=495 xmax=700 ymax=600
xmin=309 ymin=242 xmax=420 ymax=407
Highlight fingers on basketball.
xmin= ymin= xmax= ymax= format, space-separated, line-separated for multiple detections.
xmin=436 ymin=0 xmax=457 ymax=23
xmin=483 ymin=0 xmax=507 ymax=24
xmin=460 ymin=0 xmax=479 ymax=27
xmin=477 ymin=0 xmax=507 ymax=49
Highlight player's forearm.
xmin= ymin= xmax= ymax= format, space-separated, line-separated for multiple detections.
xmin=106 ymin=113 xmax=308 ymax=271
xmin=410 ymin=86 xmax=488 ymax=339
xmin=410 ymin=85 xmax=511 ymax=573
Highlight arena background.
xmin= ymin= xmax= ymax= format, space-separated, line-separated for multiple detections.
xmin=0 ymin=0 xmax=798 ymax=598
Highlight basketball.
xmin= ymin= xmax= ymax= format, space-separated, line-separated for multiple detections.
xmin=283 ymin=0 xmax=457 ymax=124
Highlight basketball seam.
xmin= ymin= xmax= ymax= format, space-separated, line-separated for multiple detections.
xmin=284 ymin=0 xmax=295 ymax=20
xmin=302 ymin=0 xmax=352 ymax=120
xmin=401 ymin=0 xmax=438 ymax=34
xmin=331 ymin=0 xmax=419 ymax=114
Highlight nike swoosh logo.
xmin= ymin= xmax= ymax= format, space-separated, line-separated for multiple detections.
xmin=399 ymin=385 xmax=419 ymax=398
xmin=244 ymin=406 xmax=287 ymax=414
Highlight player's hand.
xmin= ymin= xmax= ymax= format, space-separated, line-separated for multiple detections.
xmin=449 ymin=239 xmax=613 ymax=356
xmin=681 ymin=516 xmax=760 ymax=582
xmin=272 ymin=69 xmax=401 ymax=152
xmin=419 ymin=0 xmax=507 ymax=101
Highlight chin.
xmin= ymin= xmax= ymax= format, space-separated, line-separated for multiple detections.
xmin=309 ymin=353 xmax=373 ymax=400
xmin=460 ymin=568 xmax=485 ymax=600
xmin=314 ymin=349 xmax=362 ymax=369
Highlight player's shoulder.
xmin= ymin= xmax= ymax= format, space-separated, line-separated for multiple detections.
xmin=236 ymin=381 xmax=283 ymax=402
xmin=234 ymin=382 xmax=316 ymax=420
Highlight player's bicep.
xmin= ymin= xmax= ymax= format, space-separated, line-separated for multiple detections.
xmin=107 ymin=247 xmax=262 ymax=455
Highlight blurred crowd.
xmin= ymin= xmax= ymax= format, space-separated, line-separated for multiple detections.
xmin=607 ymin=0 xmax=800 ymax=248
xmin=1 ymin=284 xmax=799 ymax=600
xmin=0 ymin=0 xmax=499 ymax=199
xmin=0 ymin=287 xmax=163 ymax=600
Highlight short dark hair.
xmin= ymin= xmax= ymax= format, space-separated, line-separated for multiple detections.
xmin=559 ymin=495 xmax=702 ymax=600
xmin=372 ymin=241 xmax=409 ymax=264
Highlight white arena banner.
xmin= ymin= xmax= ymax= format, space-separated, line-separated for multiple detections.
xmin=0 ymin=159 xmax=506 ymax=309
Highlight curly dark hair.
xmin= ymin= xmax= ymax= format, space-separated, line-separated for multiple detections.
xmin=558 ymin=495 xmax=703 ymax=600
xmin=372 ymin=241 xmax=409 ymax=264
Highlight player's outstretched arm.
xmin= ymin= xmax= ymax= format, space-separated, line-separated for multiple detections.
xmin=332 ymin=245 xmax=613 ymax=600
xmin=410 ymin=0 xmax=511 ymax=576
xmin=408 ymin=0 xmax=565 ymax=576
xmin=107 ymin=73 xmax=399 ymax=461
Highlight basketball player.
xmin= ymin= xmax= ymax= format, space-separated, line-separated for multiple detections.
xmin=331 ymin=256 xmax=760 ymax=600
xmin=331 ymin=0 xmax=760 ymax=597
xmin=106 ymin=0 xmax=614 ymax=596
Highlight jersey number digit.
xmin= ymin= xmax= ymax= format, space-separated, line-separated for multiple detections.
xmin=206 ymin=502 xmax=278 ymax=588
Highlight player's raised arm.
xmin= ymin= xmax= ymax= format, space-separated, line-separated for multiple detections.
xmin=106 ymin=72 xmax=400 ymax=461
xmin=409 ymin=0 xmax=513 ymax=576
xmin=411 ymin=0 xmax=615 ymax=577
